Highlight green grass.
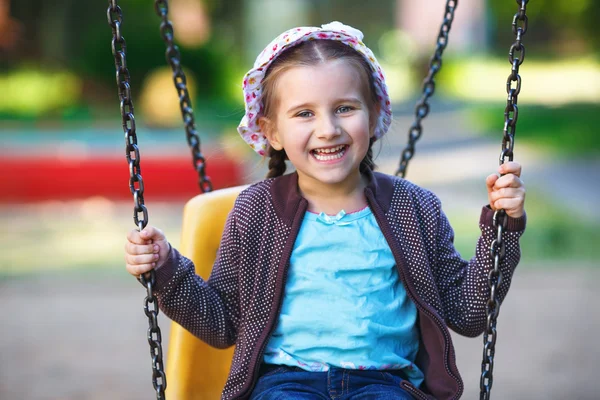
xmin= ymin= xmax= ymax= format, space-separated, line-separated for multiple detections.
xmin=0 ymin=200 xmax=185 ymax=278
xmin=451 ymin=191 xmax=600 ymax=265
xmin=466 ymin=103 xmax=600 ymax=157
xmin=1 ymin=190 xmax=597 ymax=279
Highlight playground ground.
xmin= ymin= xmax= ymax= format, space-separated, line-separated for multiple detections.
xmin=1 ymin=110 xmax=599 ymax=399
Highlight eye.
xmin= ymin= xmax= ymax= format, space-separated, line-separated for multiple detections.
xmin=296 ymin=110 xmax=314 ymax=118
xmin=336 ymin=105 xmax=354 ymax=114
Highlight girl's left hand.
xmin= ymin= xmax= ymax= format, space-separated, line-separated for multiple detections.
xmin=486 ymin=161 xmax=526 ymax=218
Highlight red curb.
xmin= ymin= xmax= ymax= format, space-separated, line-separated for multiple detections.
xmin=0 ymin=155 xmax=242 ymax=202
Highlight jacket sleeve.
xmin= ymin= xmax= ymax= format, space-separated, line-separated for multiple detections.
xmin=433 ymin=199 xmax=526 ymax=338
xmin=150 ymin=208 xmax=241 ymax=349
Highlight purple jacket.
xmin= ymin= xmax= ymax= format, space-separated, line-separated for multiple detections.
xmin=154 ymin=170 xmax=526 ymax=399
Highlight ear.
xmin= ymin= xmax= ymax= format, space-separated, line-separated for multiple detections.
xmin=259 ymin=116 xmax=283 ymax=151
xmin=369 ymin=102 xmax=382 ymax=138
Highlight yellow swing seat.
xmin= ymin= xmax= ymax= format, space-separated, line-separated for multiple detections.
xmin=165 ymin=185 xmax=247 ymax=400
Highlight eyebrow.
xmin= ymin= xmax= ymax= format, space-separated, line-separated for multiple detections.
xmin=285 ymin=97 xmax=363 ymax=115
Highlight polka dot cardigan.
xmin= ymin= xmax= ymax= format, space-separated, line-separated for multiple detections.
xmin=153 ymin=170 xmax=526 ymax=400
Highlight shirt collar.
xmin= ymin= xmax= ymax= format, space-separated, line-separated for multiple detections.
xmin=269 ymin=169 xmax=395 ymax=226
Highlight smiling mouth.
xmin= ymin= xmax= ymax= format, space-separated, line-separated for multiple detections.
xmin=311 ymin=145 xmax=348 ymax=161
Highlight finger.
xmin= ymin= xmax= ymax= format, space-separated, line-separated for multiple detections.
xmin=492 ymin=198 xmax=524 ymax=218
xmin=499 ymin=161 xmax=522 ymax=177
xmin=125 ymin=242 xmax=159 ymax=256
xmin=126 ymin=229 xmax=147 ymax=245
xmin=140 ymin=226 xmax=165 ymax=241
xmin=486 ymin=173 xmax=500 ymax=193
xmin=126 ymin=262 xmax=156 ymax=277
xmin=489 ymin=187 xmax=525 ymax=203
xmin=494 ymin=174 xmax=523 ymax=190
xmin=126 ymin=252 xmax=160 ymax=266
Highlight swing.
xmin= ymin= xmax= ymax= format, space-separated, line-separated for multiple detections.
xmin=106 ymin=1 xmax=530 ymax=399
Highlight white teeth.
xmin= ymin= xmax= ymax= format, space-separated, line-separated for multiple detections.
xmin=313 ymin=146 xmax=346 ymax=161
xmin=313 ymin=145 xmax=344 ymax=154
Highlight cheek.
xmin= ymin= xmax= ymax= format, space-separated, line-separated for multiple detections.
xmin=346 ymin=115 xmax=371 ymax=139
xmin=281 ymin=122 xmax=311 ymax=146
xmin=368 ymin=107 xmax=379 ymax=136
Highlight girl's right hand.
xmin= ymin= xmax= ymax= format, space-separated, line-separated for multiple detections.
xmin=125 ymin=226 xmax=170 ymax=277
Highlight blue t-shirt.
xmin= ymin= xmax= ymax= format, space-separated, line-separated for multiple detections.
xmin=264 ymin=206 xmax=424 ymax=387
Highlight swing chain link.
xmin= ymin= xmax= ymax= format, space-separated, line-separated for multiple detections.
xmin=154 ymin=0 xmax=213 ymax=193
xmin=480 ymin=1 xmax=528 ymax=399
xmin=395 ymin=0 xmax=458 ymax=178
xmin=143 ymin=273 xmax=168 ymax=397
xmin=107 ymin=1 xmax=166 ymax=398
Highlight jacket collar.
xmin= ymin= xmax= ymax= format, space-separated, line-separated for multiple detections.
xmin=270 ymin=169 xmax=396 ymax=225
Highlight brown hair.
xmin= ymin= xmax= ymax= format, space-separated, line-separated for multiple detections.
xmin=260 ymin=40 xmax=379 ymax=179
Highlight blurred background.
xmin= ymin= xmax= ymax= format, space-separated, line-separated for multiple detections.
xmin=1 ymin=0 xmax=598 ymax=399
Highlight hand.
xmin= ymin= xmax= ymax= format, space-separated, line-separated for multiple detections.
xmin=486 ymin=161 xmax=526 ymax=218
xmin=125 ymin=226 xmax=170 ymax=277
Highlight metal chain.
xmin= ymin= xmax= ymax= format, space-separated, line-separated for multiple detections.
xmin=480 ymin=1 xmax=528 ymax=399
xmin=106 ymin=1 xmax=166 ymax=398
xmin=154 ymin=0 xmax=212 ymax=193
xmin=395 ymin=0 xmax=458 ymax=178
xmin=142 ymin=271 xmax=167 ymax=399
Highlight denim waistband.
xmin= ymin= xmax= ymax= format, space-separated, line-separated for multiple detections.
xmin=258 ymin=363 xmax=409 ymax=379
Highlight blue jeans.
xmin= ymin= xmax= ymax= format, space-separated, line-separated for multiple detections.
xmin=250 ymin=364 xmax=418 ymax=399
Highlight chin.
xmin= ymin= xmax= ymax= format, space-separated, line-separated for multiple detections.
xmin=313 ymin=170 xmax=358 ymax=186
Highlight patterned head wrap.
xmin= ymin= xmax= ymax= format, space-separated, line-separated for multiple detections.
xmin=237 ymin=21 xmax=392 ymax=156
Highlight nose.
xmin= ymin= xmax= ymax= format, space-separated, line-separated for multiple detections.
xmin=316 ymin=114 xmax=341 ymax=140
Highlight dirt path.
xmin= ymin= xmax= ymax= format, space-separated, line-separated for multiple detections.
xmin=1 ymin=266 xmax=598 ymax=400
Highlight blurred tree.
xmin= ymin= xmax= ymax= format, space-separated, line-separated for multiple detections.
xmin=0 ymin=0 xmax=22 ymax=56
xmin=487 ymin=0 xmax=600 ymax=56
xmin=9 ymin=0 xmax=245 ymax=106
xmin=312 ymin=0 xmax=395 ymax=51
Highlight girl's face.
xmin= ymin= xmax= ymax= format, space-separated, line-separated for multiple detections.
xmin=263 ymin=59 xmax=374 ymax=193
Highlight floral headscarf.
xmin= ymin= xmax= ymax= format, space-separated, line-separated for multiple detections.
xmin=237 ymin=21 xmax=392 ymax=156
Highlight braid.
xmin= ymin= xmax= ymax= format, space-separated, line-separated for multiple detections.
xmin=266 ymin=147 xmax=288 ymax=178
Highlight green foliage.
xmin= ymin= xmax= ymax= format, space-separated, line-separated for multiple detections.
xmin=76 ymin=1 xmax=241 ymax=104
xmin=5 ymin=0 xmax=246 ymax=119
xmin=0 ymin=69 xmax=81 ymax=117
xmin=468 ymin=103 xmax=600 ymax=156
xmin=488 ymin=0 xmax=600 ymax=54
xmin=7 ymin=0 xmax=242 ymax=102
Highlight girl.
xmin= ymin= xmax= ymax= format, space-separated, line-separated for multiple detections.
xmin=125 ymin=22 xmax=526 ymax=400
